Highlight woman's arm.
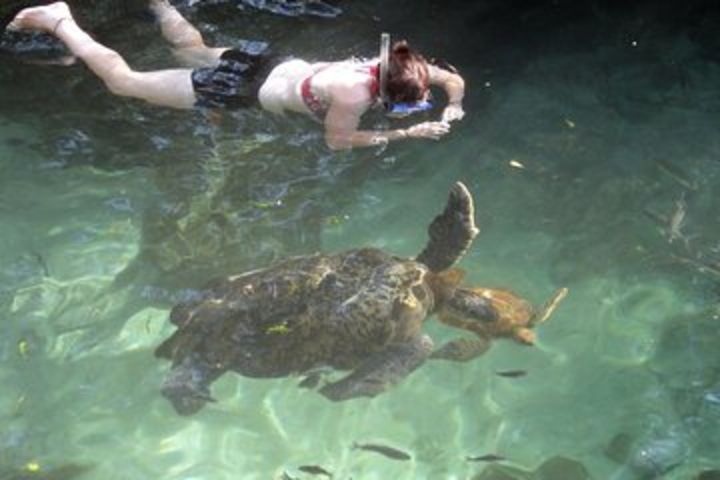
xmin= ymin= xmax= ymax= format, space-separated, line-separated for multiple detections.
xmin=428 ymin=64 xmax=465 ymax=123
xmin=323 ymin=87 xmax=449 ymax=150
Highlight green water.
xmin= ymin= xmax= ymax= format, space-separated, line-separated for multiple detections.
xmin=2 ymin=1 xmax=720 ymax=479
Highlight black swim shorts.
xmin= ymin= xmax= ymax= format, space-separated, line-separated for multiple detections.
xmin=191 ymin=43 xmax=277 ymax=110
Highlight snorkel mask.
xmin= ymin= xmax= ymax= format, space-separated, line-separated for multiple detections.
xmin=379 ymin=33 xmax=433 ymax=118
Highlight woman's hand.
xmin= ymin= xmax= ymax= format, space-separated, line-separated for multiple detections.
xmin=441 ymin=102 xmax=465 ymax=123
xmin=428 ymin=64 xmax=465 ymax=124
xmin=405 ymin=121 xmax=451 ymax=140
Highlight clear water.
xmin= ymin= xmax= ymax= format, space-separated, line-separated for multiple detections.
xmin=1 ymin=1 xmax=720 ymax=479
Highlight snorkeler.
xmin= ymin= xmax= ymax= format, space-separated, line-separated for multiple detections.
xmin=6 ymin=1 xmax=466 ymax=150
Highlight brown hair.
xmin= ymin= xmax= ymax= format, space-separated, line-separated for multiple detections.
xmin=385 ymin=40 xmax=429 ymax=103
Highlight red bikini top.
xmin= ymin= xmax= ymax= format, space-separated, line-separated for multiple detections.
xmin=301 ymin=64 xmax=380 ymax=120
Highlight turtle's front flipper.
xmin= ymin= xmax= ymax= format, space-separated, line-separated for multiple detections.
xmin=430 ymin=336 xmax=491 ymax=362
xmin=319 ymin=335 xmax=433 ymax=402
xmin=415 ymin=182 xmax=479 ymax=272
xmin=160 ymin=355 xmax=224 ymax=415
xmin=530 ymin=287 xmax=569 ymax=326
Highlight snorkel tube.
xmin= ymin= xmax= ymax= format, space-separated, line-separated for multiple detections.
xmin=379 ymin=32 xmax=433 ymax=118
xmin=379 ymin=32 xmax=390 ymax=105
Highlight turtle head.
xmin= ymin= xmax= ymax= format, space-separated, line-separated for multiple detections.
xmin=438 ymin=287 xmax=568 ymax=345
xmin=437 ymin=287 xmax=543 ymax=345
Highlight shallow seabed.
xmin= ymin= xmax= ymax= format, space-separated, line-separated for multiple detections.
xmin=1 ymin=1 xmax=720 ymax=479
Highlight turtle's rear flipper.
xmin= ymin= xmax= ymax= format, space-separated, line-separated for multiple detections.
xmin=160 ymin=356 xmax=223 ymax=415
xmin=319 ymin=335 xmax=433 ymax=401
xmin=415 ymin=182 xmax=479 ymax=272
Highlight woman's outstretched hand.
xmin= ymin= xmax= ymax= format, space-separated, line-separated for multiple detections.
xmin=441 ymin=102 xmax=465 ymax=123
xmin=405 ymin=121 xmax=451 ymax=140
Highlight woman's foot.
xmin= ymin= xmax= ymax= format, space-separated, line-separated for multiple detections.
xmin=7 ymin=2 xmax=73 ymax=34
xmin=148 ymin=0 xmax=174 ymax=18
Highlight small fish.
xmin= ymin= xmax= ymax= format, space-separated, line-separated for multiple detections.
xmin=509 ymin=159 xmax=525 ymax=169
xmin=17 ymin=340 xmax=30 ymax=359
xmin=495 ymin=369 xmax=528 ymax=378
xmin=564 ymin=119 xmax=576 ymax=128
xmin=466 ymin=454 xmax=506 ymax=462
xmin=352 ymin=442 xmax=412 ymax=461
xmin=298 ymin=465 xmax=333 ymax=478
xmin=667 ymin=194 xmax=689 ymax=247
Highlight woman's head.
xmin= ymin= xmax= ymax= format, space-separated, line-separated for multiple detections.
xmin=385 ymin=40 xmax=429 ymax=104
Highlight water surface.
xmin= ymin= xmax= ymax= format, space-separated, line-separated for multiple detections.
xmin=1 ymin=1 xmax=719 ymax=479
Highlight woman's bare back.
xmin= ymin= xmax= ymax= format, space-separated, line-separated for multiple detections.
xmin=258 ymin=58 xmax=377 ymax=118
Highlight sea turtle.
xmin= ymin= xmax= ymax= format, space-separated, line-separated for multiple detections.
xmin=155 ymin=182 xmax=567 ymax=415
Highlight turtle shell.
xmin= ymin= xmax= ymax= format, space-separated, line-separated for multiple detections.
xmin=155 ymin=247 xmax=434 ymax=378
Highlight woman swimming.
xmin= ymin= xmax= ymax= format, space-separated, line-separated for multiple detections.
xmin=7 ymin=1 xmax=466 ymax=150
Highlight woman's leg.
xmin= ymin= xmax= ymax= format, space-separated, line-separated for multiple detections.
xmin=9 ymin=2 xmax=196 ymax=109
xmin=148 ymin=0 xmax=228 ymax=68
